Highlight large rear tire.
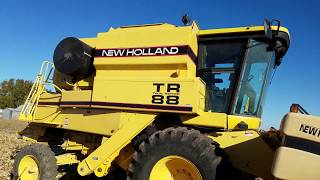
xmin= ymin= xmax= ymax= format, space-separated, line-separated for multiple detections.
xmin=127 ymin=127 xmax=221 ymax=180
xmin=12 ymin=144 xmax=58 ymax=180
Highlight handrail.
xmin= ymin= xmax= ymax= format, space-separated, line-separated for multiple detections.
xmin=20 ymin=61 xmax=56 ymax=120
xmin=290 ymin=103 xmax=309 ymax=115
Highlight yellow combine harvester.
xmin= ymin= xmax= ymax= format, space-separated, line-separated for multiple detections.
xmin=12 ymin=18 xmax=320 ymax=180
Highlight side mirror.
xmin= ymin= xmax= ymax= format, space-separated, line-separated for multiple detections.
xmin=264 ymin=19 xmax=281 ymax=39
xmin=264 ymin=19 xmax=273 ymax=39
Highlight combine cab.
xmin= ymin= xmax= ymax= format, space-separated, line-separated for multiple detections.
xmin=13 ymin=19 xmax=319 ymax=180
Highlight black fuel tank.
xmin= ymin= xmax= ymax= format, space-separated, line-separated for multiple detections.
xmin=53 ymin=37 xmax=95 ymax=82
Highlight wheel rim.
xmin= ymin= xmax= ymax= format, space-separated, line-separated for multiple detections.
xmin=18 ymin=155 xmax=40 ymax=180
xmin=150 ymin=155 xmax=202 ymax=180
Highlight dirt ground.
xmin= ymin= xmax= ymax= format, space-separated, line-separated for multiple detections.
xmin=0 ymin=119 xmax=29 ymax=180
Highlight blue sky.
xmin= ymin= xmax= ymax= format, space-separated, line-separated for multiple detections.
xmin=0 ymin=0 xmax=319 ymax=129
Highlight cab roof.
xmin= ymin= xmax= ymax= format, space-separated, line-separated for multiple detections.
xmin=199 ymin=26 xmax=290 ymax=38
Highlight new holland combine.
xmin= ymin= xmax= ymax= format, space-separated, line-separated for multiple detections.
xmin=12 ymin=18 xmax=320 ymax=180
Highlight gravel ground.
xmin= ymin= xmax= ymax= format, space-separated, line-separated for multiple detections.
xmin=0 ymin=119 xmax=29 ymax=180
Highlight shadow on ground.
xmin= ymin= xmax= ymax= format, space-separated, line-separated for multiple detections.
xmin=59 ymin=166 xmax=127 ymax=180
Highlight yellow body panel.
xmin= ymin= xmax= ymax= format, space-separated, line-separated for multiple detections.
xmin=61 ymin=90 xmax=92 ymax=107
xmin=95 ymin=23 xmax=198 ymax=57
xmin=25 ymin=96 xmax=157 ymax=136
xmin=181 ymin=113 xmax=261 ymax=130
xmin=37 ymin=92 xmax=61 ymax=103
xmin=181 ymin=112 xmax=227 ymax=128
xmin=209 ymin=131 xmax=274 ymax=180
xmin=280 ymin=112 xmax=320 ymax=143
xmin=77 ymin=113 xmax=157 ymax=176
xmin=80 ymin=37 xmax=97 ymax=47
xmin=83 ymin=22 xmax=199 ymax=80
xmin=227 ymin=115 xmax=261 ymax=130
xmin=272 ymin=147 xmax=320 ymax=180
xmin=94 ymin=57 xmax=191 ymax=78
xmin=42 ymin=108 xmax=148 ymax=136
xmin=92 ymin=77 xmax=205 ymax=114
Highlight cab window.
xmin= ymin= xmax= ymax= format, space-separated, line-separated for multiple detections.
xmin=198 ymin=39 xmax=247 ymax=113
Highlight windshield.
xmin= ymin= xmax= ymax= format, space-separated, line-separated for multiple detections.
xmin=232 ymin=39 xmax=275 ymax=117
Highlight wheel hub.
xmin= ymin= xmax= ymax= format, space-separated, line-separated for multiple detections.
xmin=150 ymin=155 xmax=202 ymax=180
xmin=18 ymin=155 xmax=40 ymax=180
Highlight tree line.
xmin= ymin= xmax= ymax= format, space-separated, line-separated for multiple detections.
xmin=0 ymin=79 xmax=33 ymax=109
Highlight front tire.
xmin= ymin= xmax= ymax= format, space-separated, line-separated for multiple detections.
xmin=12 ymin=144 xmax=58 ymax=180
xmin=127 ymin=127 xmax=221 ymax=180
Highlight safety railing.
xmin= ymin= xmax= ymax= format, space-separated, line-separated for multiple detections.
xmin=19 ymin=61 xmax=56 ymax=120
xmin=290 ymin=103 xmax=309 ymax=115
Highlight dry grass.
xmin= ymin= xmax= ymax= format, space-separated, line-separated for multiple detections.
xmin=0 ymin=119 xmax=29 ymax=180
